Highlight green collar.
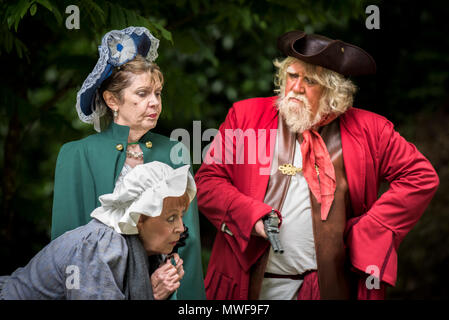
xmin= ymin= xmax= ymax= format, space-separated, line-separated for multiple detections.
xmin=102 ymin=122 xmax=130 ymax=141
xmin=103 ymin=122 xmax=153 ymax=142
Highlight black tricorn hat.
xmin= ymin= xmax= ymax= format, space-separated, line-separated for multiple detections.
xmin=277 ymin=30 xmax=376 ymax=76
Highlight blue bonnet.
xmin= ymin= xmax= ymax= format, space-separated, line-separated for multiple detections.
xmin=76 ymin=26 xmax=160 ymax=131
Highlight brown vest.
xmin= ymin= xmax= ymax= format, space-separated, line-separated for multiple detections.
xmin=249 ymin=115 xmax=353 ymax=300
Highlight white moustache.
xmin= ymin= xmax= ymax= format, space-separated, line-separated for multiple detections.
xmin=285 ymin=92 xmax=310 ymax=106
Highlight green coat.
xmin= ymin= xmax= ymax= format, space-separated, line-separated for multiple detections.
xmin=51 ymin=122 xmax=205 ymax=300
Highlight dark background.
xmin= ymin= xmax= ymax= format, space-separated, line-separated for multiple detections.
xmin=0 ymin=0 xmax=447 ymax=299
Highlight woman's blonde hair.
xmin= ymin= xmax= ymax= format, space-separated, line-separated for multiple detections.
xmin=273 ymin=56 xmax=357 ymax=115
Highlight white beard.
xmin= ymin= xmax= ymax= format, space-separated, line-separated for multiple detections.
xmin=277 ymin=92 xmax=322 ymax=134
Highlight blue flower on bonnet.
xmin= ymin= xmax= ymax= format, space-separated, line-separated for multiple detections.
xmin=76 ymin=26 xmax=160 ymax=131
xmin=108 ymin=33 xmax=137 ymax=66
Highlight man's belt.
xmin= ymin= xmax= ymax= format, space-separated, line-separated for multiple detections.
xmin=264 ymin=272 xmax=305 ymax=280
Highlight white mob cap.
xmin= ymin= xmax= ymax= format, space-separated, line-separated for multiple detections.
xmin=91 ymin=161 xmax=196 ymax=234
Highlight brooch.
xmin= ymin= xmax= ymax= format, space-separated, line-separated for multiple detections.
xmin=278 ymin=164 xmax=302 ymax=176
xmin=278 ymin=164 xmax=320 ymax=176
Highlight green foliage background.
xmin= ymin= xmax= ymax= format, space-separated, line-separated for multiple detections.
xmin=0 ymin=0 xmax=447 ymax=299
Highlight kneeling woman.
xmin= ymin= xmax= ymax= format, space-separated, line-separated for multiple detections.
xmin=0 ymin=161 xmax=195 ymax=300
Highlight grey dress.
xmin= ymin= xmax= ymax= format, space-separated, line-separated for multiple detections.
xmin=0 ymin=219 xmax=129 ymax=299
xmin=0 ymin=164 xmax=159 ymax=300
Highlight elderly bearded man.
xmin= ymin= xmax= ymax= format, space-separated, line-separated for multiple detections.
xmin=194 ymin=30 xmax=439 ymax=300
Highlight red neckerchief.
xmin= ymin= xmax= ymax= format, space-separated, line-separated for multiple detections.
xmin=299 ymin=114 xmax=337 ymax=221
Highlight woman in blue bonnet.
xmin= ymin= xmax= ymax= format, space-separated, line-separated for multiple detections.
xmin=1 ymin=162 xmax=195 ymax=299
xmin=50 ymin=26 xmax=205 ymax=299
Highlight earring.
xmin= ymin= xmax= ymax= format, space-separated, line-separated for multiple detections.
xmin=113 ymin=109 xmax=118 ymax=118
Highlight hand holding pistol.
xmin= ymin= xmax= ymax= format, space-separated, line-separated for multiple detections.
xmin=263 ymin=210 xmax=284 ymax=254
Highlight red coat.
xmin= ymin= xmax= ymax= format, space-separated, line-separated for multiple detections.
xmin=195 ymin=96 xmax=439 ymax=299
